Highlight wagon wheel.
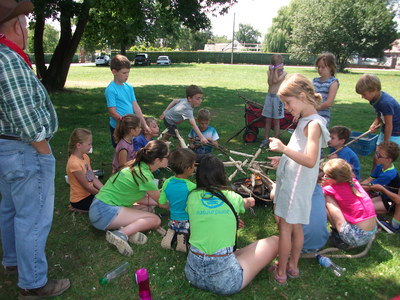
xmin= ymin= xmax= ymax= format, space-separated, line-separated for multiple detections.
xmin=243 ymin=128 xmax=257 ymax=143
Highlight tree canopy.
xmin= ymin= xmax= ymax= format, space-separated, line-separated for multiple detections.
xmin=30 ymin=0 xmax=237 ymax=91
xmin=235 ymin=23 xmax=261 ymax=44
xmin=265 ymin=0 xmax=397 ymax=70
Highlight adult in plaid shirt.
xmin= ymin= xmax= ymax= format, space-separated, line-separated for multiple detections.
xmin=0 ymin=0 xmax=70 ymax=298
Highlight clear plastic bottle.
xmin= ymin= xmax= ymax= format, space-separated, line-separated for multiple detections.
xmin=316 ymin=255 xmax=346 ymax=277
xmin=136 ymin=268 xmax=152 ymax=300
xmin=99 ymin=262 xmax=129 ymax=285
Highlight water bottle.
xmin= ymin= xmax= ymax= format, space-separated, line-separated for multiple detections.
xmin=99 ymin=262 xmax=129 ymax=285
xmin=136 ymin=268 xmax=152 ymax=300
xmin=316 ymin=255 xmax=346 ymax=277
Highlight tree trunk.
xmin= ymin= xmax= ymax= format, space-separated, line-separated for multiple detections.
xmin=120 ymin=43 xmax=126 ymax=56
xmin=33 ymin=11 xmax=46 ymax=79
xmin=39 ymin=0 xmax=91 ymax=92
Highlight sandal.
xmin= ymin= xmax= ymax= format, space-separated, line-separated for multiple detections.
xmin=268 ymin=265 xmax=287 ymax=286
xmin=286 ymin=267 xmax=300 ymax=279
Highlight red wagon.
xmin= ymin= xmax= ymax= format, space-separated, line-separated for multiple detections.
xmin=241 ymin=99 xmax=296 ymax=143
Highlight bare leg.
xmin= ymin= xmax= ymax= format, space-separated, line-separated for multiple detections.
xmin=273 ymin=119 xmax=280 ymax=138
xmin=287 ymin=224 xmax=303 ymax=273
xmin=107 ymin=207 xmax=161 ymax=236
xmin=264 ymin=118 xmax=272 ymax=140
xmin=277 ymin=219 xmax=293 ymax=278
xmin=371 ymin=196 xmax=388 ymax=214
xmin=235 ymin=236 xmax=279 ymax=289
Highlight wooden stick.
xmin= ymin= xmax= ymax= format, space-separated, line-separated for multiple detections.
xmin=228 ymin=170 xmax=238 ymax=181
xmin=229 ymin=150 xmax=255 ymax=158
xmin=156 ymin=128 xmax=168 ymax=140
xmin=174 ymin=129 xmax=188 ymax=148
xmin=239 ymin=184 xmax=272 ymax=203
xmin=249 ymin=148 xmax=262 ymax=168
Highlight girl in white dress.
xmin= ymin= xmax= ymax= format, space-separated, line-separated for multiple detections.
xmin=268 ymin=74 xmax=330 ymax=285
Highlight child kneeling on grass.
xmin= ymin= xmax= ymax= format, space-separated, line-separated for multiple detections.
xmin=159 ymin=148 xmax=197 ymax=252
xmin=322 ymin=159 xmax=377 ymax=248
xmin=89 ymin=140 xmax=169 ymax=256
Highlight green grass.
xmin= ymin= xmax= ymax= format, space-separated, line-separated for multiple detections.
xmin=1 ymin=64 xmax=400 ymax=299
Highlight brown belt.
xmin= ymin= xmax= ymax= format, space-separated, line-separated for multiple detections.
xmin=0 ymin=135 xmax=21 ymax=141
xmin=190 ymin=250 xmax=231 ymax=257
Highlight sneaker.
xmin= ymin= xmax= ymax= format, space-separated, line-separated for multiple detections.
xmin=106 ymin=230 xmax=133 ymax=256
xmin=19 ymin=279 xmax=71 ymax=300
xmin=156 ymin=227 xmax=167 ymax=237
xmin=161 ymin=229 xmax=175 ymax=250
xmin=176 ymin=234 xmax=187 ymax=253
xmin=376 ymin=219 xmax=398 ymax=234
xmin=4 ymin=265 xmax=17 ymax=276
xmin=128 ymin=232 xmax=148 ymax=245
xmin=328 ymin=229 xmax=350 ymax=250
xmin=259 ymin=139 xmax=269 ymax=148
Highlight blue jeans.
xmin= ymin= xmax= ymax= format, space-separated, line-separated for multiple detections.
xmin=0 ymin=140 xmax=55 ymax=289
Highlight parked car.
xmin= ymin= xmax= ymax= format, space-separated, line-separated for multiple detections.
xmin=156 ymin=55 xmax=171 ymax=65
xmin=95 ymin=55 xmax=110 ymax=66
xmin=134 ymin=53 xmax=151 ymax=66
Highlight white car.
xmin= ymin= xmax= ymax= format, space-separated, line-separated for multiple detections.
xmin=95 ymin=55 xmax=110 ymax=66
xmin=156 ymin=55 xmax=171 ymax=65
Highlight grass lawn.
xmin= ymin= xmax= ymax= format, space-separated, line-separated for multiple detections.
xmin=1 ymin=63 xmax=400 ymax=299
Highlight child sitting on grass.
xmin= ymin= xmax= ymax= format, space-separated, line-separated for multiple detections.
xmin=159 ymin=148 xmax=197 ymax=252
xmin=188 ymin=108 xmax=219 ymax=157
xmin=328 ymin=125 xmax=361 ymax=179
xmin=112 ymin=114 xmax=141 ymax=173
xmin=66 ymin=128 xmax=103 ymax=212
xmin=133 ymin=117 xmax=160 ymax=152
xmin=159 ymin=85 xmax=208 ymax=145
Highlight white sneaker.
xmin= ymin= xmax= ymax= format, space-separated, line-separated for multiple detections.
xmin=106 ymin=231 xmax=133 ymax=256
xmin=128 ymin=232 xmax=148 ymax=245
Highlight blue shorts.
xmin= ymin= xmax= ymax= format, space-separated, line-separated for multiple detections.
xmin=262 ymin=93 xmax=284 ymax=119
xmin=377 ymin=132 xmax=400 ymax=146
xmin=184 ymin=246 xmax=243 ymax=295
xmin=89 ymin=198 xmax=121 ymax=230
xmin=339 ymin=221 xmax=376 ymax=247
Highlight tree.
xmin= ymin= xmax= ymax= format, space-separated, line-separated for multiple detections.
xmin=235 ymin=23 xmax=261 ymax=44
xmin=30 ymin=0 xmax=237 ymax=91
xmin=288 ymin=0 xmax=397 ymax=70
xmin=208 ymin=35 xmax=230 ymax=44
xmin=28 ymin=23 xmax=59 ymax=54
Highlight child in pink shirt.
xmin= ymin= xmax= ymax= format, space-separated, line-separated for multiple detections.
xmin=322 ymin=158 xmax=377 ymax=248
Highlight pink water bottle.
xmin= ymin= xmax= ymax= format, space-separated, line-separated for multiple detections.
xmin=135 ymin=268 xmax=152 ymax=300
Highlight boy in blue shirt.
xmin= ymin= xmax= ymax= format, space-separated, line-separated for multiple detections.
xmin=328 ymin=126 xmax=361 ymax=179
xmin=159 ymin=148 xmax=196 ymax=252
xmin=160 ymin=85 xmax=208 ymax=145
xmin=105 ymin=54 xmax=150 ymax=147
xmin=188 ymin=108 xmax=219 ymax=156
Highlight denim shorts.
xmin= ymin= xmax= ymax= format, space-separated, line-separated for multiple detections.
xmin=89 ymin=198 xmax=121 ymax=230
xmin=184 ymin=246 xmax=243 ymax=295
xmin=339 ymin=221 xmax=376 ymax=247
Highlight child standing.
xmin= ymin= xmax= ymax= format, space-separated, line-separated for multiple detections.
xmin=105 ymin=54 xmax=150 ymax=147
xmin=328 ymin=126 xmax=361 ymax=179
xmin=260 ymin=54 xmax=287 ymax=148
xmin=184 ymin=154 xmax=279 ymax=295
xmin=322 ymin=159 xmax=377 ymax=248
xmin=133 ymin=117 xmax=160 ymax=152
xmin=89 ymin=140 xmax=169 ymax=256
xmin=188 ymin=108 xmax=219 ymax=155
xmin=159 ymin=148 xmax=197 ymax=252
xmin=159 ymin=85 xmax=208 ymax=145
xmin=112 ymin=114 xmax=141 ymax=173
xmin=67 ymin=128 xmax=103 ymax=212
xmin=313 ymin=53 xmax=339 ymax=127
xmin=268 ymin=74 xmax=330 ymax=285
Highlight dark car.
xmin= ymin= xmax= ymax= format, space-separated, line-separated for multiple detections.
xmin=134 ymin=53 xmax=151 ymax=66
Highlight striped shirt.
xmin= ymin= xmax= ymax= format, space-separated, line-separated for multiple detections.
xmin=0 ymin=44 xmax=58 ymax=142
xmin=312 ymin=76 xmax=339 ymax=118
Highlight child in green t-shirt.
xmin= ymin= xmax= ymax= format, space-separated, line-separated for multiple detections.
xmin=159 ymin=148 xmax=196 ymax=252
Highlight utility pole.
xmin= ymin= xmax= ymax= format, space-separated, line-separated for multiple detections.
xmin=231 ymin=12 xmax=235 ymax=64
